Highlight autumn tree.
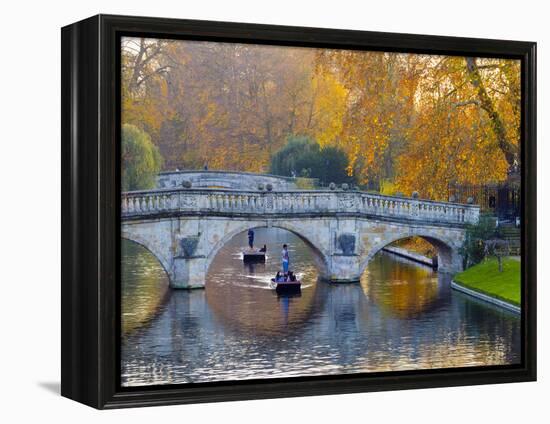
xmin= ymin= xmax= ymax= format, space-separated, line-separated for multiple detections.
xmin=122 ymin=38 xmax=173 ymax=144
xmin=393 ymin=56 xmax=519 ymax=199
xmin=465 ymin=57 xmax=520 ymax=168
xmin=312 ymin=51 xmax=426 ymax=189
xmin=121 ymin=37 xmax=520 ymax=201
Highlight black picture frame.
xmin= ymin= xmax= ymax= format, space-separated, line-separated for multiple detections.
xmin=61 ymin=14 xmax=537 ymax=409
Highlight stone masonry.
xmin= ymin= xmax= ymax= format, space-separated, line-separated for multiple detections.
xmin=121 ymin=187 xmax=479 ymax=288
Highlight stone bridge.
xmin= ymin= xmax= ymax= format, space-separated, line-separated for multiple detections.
xmin=121 ymin=188 xmax=480 ymax=289
xmin=157 ymin=170 xmax=316 ymax=191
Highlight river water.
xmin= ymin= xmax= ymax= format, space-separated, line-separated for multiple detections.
xmin=121 ymin=228 xmax=521 ymax=387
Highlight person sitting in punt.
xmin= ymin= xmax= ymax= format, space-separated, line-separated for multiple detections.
xmin=259 ymin=244 xmax=267 ymax=253
xmin=275 ymin=271 xmax=283 ymax=282
xmin=288 ymin=271 xmax=297 ymax=282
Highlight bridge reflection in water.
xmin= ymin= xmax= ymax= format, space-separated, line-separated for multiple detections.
xmin=121 ymin=228 xmax=520 ymax=387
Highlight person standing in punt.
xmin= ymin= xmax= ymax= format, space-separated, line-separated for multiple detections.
xmin=282 ymin=244 xmax=290 ymax=274
xmin=247 ymin=229 xmax=255 ymax=250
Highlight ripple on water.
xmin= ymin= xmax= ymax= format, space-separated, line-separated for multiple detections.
xmin=121 ymin=228 xmax=521 ymax=386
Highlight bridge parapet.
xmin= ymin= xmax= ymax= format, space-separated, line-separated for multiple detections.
xmin=156 ymin=170 xmax=315 ymax=190
xmin=121 ymin=189 xmax=479 ymax=226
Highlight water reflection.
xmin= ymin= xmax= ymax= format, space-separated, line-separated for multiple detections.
xmin=121 ymin=240 xmax=169 ymax=335
xmin=121 ymin=228 xmax=520 ymax=387
xmin=205 ymin=228 xmax=321 ymax=338
xmin=362 ymin=254 xmax=444 ymax=319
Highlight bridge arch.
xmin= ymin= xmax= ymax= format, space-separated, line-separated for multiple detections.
xmin=359 ymin=231 xmax=461 ymax=276
xmin=121 ymin=232 xmax=172 ymax=278
xmin=204 ymin=221 xmax=331 ymax=279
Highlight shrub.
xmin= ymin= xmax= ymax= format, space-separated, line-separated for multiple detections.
xmin=459 ymin=214 xmax=500 ymax=268
xmin=270 ymin=135 xmax=354 ymax=186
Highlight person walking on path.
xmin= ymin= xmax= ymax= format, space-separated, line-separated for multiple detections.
xmin=282 ymin=244 xmax=290 ymax=273
xmin=247 ymin=229 xmax=255 ymax=250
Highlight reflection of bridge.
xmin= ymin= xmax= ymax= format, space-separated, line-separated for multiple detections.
xmin=122 ymin=183 xmax=479 ymax=288
xmin=122 ymin=276 xmax=509 ymax=386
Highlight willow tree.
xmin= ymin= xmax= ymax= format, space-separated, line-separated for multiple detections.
xmin=122 ymin=124 xmax=164 ymax=191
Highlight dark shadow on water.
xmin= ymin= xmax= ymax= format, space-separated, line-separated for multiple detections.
xmin=37 ymin=381 xmax=60 ymax=395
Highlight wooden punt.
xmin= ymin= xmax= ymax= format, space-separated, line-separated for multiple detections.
xmin=271 ymin=278 xmax=302 ymax=293
xmin=242 ymin=251 xmax=266 ymax=263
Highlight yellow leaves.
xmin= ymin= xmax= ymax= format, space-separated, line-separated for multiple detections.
xmin=393 ymin=91 xmax=512 ymax=200
xmin=309 ymin=72 xmax=348 ymax=148
xmin=120 ymin=39 xmax=519 ymax=192
xmin=380 ymin=180 xmax=397 ymax=196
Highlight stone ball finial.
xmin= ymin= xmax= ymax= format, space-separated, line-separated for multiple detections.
xmin=449 ymin=195 xmax=456 ymax=203
xmin=412 ymin=191 xmax=419 ymax=199
xmin=258 ymin=183 xmax=265 ymax=191
xmin=329 ymin=182 xmax=336 ymax=191
xmin=341 ymin=183 xmax=349 ymax=191
xmin=181 ymin=180 xmax=192 ymax=189
xmin=467 ymin=196 xmax=474 ymax=204
xmin=266 ymin=183 xmax=273 ymax=192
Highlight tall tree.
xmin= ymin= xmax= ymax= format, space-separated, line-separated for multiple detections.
xmin=465 ymin=57 xmax=518 ymax=168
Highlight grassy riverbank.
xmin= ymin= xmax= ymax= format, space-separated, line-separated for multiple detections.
xmin=453 ymin=258 xmax=520 ymax=306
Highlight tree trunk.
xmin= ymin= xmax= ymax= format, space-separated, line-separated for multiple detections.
xmin=465 ymin=57 xmax=517 ymax=168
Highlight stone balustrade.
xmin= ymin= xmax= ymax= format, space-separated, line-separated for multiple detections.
xmin=121 ymin=188 xmax=479 ymax=225
xmin=156 ymin=170 xmax=313 ymax=190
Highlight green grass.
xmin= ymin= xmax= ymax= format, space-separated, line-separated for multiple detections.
xmin=454 ymin=257 xmax=521 ymax=306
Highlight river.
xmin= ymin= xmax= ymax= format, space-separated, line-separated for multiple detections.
xmin=121 ymin=227 xmax=521 ymax=387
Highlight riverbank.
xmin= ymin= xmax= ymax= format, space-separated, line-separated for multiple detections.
xmin=451 ymin=258 xmax=520 ymax=313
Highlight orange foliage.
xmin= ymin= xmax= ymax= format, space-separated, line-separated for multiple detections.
xmin=121 ymin=38 xmax=520 ymax=200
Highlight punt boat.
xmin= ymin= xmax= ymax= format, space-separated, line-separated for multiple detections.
xmin=271 ymin=278 xmax=301 ymax=293
xmin=242 ymin=251 xmax=266 ymax=263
